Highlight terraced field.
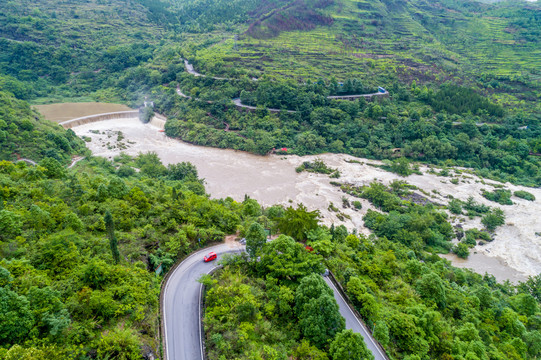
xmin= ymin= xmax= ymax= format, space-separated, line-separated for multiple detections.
xmin=189 ymin=0 xmax=540 ymax=104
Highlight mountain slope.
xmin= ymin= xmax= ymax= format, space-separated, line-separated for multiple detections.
xmin=0 ymin=89 xmax=87 ymax=163
xmin=192 ymin=0 xmax=540 ymax=104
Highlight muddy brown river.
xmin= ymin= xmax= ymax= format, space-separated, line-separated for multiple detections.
xmin=34 ymin=102 xmax=133 ymax=123
xmin=64 ymin=113 xmax=540 ymax=284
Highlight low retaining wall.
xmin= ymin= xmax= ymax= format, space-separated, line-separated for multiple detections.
xmin=327 ymin=91 xmax=390 ymax=102
xmin=59 ymin=110 xmax=140 ymax=129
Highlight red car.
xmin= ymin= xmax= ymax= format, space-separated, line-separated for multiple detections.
xmin=204 ymin=252 xmax=217 ymax=262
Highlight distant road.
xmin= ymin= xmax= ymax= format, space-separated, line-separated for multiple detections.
xmin=183 ymin=59 xmax=232 ymax=81
xmin=232 ymin=98 xmax=297 ymax=113
xmin=16 ymin=158 xmax=37 ymax=166
xmin=180 ymin=58 xmax=389 ymax=102
xmin=17 ymin=156 xmax=85 ymax=169
xmin=162 ymin=242 xmax=389 ymax=360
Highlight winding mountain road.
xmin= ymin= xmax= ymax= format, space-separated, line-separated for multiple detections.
xmin=16 ymin=157 xmax=86 ymax=168
xmin=162 ymin=243 xmax=245 ymax=360
xmin=180 ymin=58 xmax=390 ymax=108
xmin=324 ymin=277 xmax=388 ymax=360
xmin=162 ymin=242 xmax=388 ymax=360
xmin=232 ymin=98 xmax=297 ymax=113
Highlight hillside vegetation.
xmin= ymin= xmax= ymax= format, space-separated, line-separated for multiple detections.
xmin=0 ymin=0 xmax=540 ymax=358
xmin=162 ymin=76 xmax=541 ymax=186
xmin=0 ymin=150 xmax=281 ymax=358
xmin=0 ymin=89 xmax=87 ymax=164
xmin=203 ymin=207 xmax=541 ymax=359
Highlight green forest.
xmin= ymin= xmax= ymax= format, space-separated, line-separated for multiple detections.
xmin=163 ymin=77 xmax=541 ymax=186
xmin=0 ymin=90 xmax=88 ymax=163
xmin=1 ymin=0 xmax=541 ymax=359
xmin=1 ymin=0 xmax=540 ymax=186
xmin=201 ymin=206 xmax=541 ymax=359
xmin=0 ymin=118 xmax=273 ymax=357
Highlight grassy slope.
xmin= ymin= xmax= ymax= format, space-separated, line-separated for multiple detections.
xmin=1 ymin=0 xmax=538 ymax=110
xmin=190 ymin=0 xmax=540 ymax=109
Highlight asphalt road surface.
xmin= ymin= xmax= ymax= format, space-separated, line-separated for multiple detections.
xmin=163 ymin=242 xmax=387 ymax=360
xmin=324 ymin=276 xmax=388 ymax=360
xmin=163 ymin=243 xmax=244 ymax=360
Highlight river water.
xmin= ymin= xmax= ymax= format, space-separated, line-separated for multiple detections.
xmin=34 ymin=102 xmax=133 ymax=123
xmin=70 ymin=116 xmax=541 ymax=284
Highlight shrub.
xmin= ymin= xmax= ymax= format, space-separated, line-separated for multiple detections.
xmin=514 ymin=191 xmax=535 ymax=201
xmin=482 ymin=208 xmax=505 ymax=232
xmin=448 ymin=199 xmax=463 ymax=214
xmin=482 ymin=189 xmax=513 ymax=205
xmin=453 ymin=242 xmax=470 ymax=259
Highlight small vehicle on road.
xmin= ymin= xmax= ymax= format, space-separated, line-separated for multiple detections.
xmin=204 ymin=252 xmax=217 ymax=262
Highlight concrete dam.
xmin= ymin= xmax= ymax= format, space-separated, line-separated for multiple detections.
xmin=59 ymin=111 xmax=166 ymax=130
xmin=60 ymin=111 xmax=140 ymax=129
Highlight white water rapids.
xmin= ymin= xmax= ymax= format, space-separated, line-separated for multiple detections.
xmin=72 ymin=117 xmax=541 ymax=284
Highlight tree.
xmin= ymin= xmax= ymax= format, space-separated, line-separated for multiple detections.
xmin=453 ymin=242 xmax=470 ymax=259
xmin=0 ymin=266 xmax=12 ymax=287
xmin=390 ymin=157 xmax=412 ymax=176
xmin=96 ymin=327 xmax=142 ymax=360
xmin=295 ymin=273 xmax=333 ymax=315
xmin=242 ymin=197 xmax=262 ymax=217
xmin=81 ymin=259 xmax=111 ymax=290
xmin=277 ymin=204 xmax=320 ymax=241
xmin=415 ymin=272 xmax=446 ymax=308
xmin=373 ymin=321 xmax=390 ymax=347
xmin=524 ymin=331 xmax=541 ymax=358
xmin=246 ymin=222 xmax=267 ymax=259
xmin=456 ymin=322 xmax=481 ymax=342
xmin=2 ymin=344 xmax=74 ymax=360
xmin=0 ymin=210 xmax=22 ymax=240
xmin=299 ymin=294 xmax=345 ymax=349
xmin=27 ymin=286 xmax=70 ymax=338
xmin=329 ymin=329 xmax=375 ymax=360
xmin=107 ymin=177 xmax=129 ymax=199
xmin=0 ymin=287 xmax=33 ymax=346
xmin=387 ymin=312 xmax=429 ymax=356
xmin=345 ymin=234 xmax=360 ymax=249
xmin=105 ymin=211 xmax=120 ymax=264
xmin=259 ymin=235 xmax=324 ymax=281
xmin=448 ymin=199 xmax=463 ymax=214
xmin=135 ymin=152 xmax=166 ymax=178
xmin=293 ymin=339 xmax=329 ymax=360
xmin=518 ymin=274 xmax=541 ymax=302
xmin=32 ymin=232 xmax=79 ymax=277
xmin=481 ymin=208 xmax=505 ymax=232
xmin=167 ymin=162 xmax=198 ymax=181
xmin=39 ymin=157 xmax=66 ymax=179
xmin=296 ymin=131 xmax=326 ymax=153
xmin=127 ymin=186 xmax=151 ymax=213
xmin=309 ymin=239 xmax=335 ymax=257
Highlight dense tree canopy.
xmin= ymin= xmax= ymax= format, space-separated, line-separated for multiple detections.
xmin=1 ymin=0 xmax=540 ymax=358
xmin=0 ymin=152 xmax=277 ymax=357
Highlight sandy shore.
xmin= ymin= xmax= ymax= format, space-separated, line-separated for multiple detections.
xmin=71 ymin=117 xmax=540 ymax=283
